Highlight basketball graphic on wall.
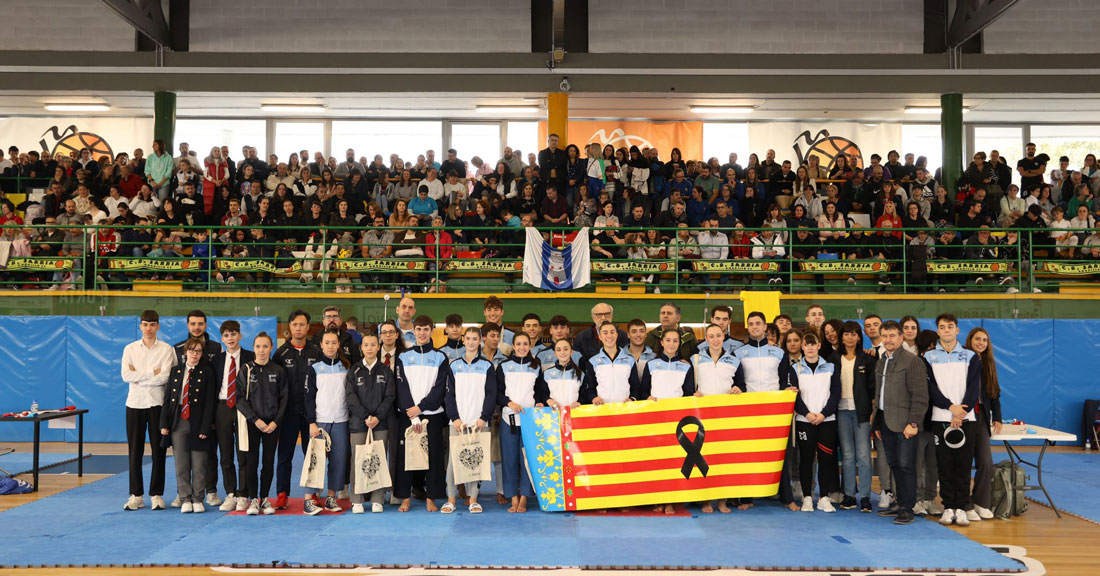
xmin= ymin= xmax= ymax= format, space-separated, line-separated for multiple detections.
xmin=39 ymin=125 xmax=114 ymax=162
xmin=792 ymin=129 xmax=863 ymax=172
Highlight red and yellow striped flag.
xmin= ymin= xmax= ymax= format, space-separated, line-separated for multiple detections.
xmin=521 ymin=390 xmax=796 ymax=512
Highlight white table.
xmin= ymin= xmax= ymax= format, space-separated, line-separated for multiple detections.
xmin=991 ymin=424 xmax=1076 ymax=517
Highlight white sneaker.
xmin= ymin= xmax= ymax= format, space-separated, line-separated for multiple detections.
xmin=801 ymin=496 xmax=814 ymax=512
xmin=260 ymin=498 xmax=276 ymax=515
xmin=927 ymin=500 xmax=944 ymax=515
xmin=912 ymin=500 xmax=928 ymax=516
xmin=205 ymin=493 xmax=222 ymax=507
xmin=170 ymin=496 xmax=182 ymax=508
xmin=124 ymin=495 xmax=145 ymax=511
xmin=372 ymin=503 xmax=384 ymax=513
xmin=955 ymin=508 xmax=970 ymax=526
xmin=337 ymin=489 xmax=349 ymax=500
xmin=352 ymin=503 xmax=365 ymax=514
xmin=219 ymin=494 xmax=237 ymax=512
xmin=192 ymin=502 xmax=205 ymax=514
xmin=235 ymin=497 xmax=248 ymax=512
xmin=246 ymin=499 xmax=260 ymax=516
xmin=965 ymin=508 xmax=981 ymax=522
xmin=939 ymin=508 xmax=955 ymax=525
xmin=974 ymin=504 xmax=994 ymax=519
xmin=181 ymin=501 xmax=194 ymax=514
xmin=878 ymin=491 xmax=893 ymax=509
xmin=151 ymin=495 xmax=166 ymax=510
xmin=817 ymin=496 xmax=836 ymax=513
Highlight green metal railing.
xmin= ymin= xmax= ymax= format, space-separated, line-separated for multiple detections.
xmin=0 ymin=221 xmax=1097 ymax=294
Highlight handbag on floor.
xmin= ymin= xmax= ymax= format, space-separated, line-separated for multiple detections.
xmin=299 ymin=428 xmax=331 ymax=490
xmin=354 ymin=432 xmax=392 ymax=494
xmin=404 ymin=425 xmax=430 ymax=471
xmin=992 ymin=459 xmax=1029 ymax=518
xmin=450 ymin=427 xmax=492 ymax=485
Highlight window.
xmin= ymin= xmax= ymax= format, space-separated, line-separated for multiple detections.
xmin=273 ymin=122 xmax=324 ymax=166
xmin=449 ymin=123 xmax=501 ymax=177
xmin=901 ymin=124 xmax=942 ymax=177
xmin=331 ymin=121 xmax=442 ymax=168
xmin=1030 ymin=125 xmax=1100 ymax=172
xmin=505 ymin=121 xmax=539 ymax=162
xmin=703 ymin=123 xmax=750 ymax=163
xmin=173 ymin=119 xmax=266 ymax=162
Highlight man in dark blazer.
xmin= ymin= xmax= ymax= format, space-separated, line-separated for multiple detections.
xmin=211 ymin=320 xmax=255 ymax=511
xmin=873 ymin=320 xmax=929 ymax=525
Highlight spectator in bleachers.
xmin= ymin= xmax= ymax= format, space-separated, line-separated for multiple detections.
xmin=1066 ymin=183 xmax=1092 ymax=218
xmin=794 ymin=184 xmax=823 ymax=220
xmin=772 ymin=160 xmax=797 ymax=201
xmin=1082 ymin=154 xmax=1100 ymax=194
xmin=409 ymin=186 xmax=439 ymax=224
xmin=829 ymin=154 xmax=855 ymax=181
xmin=1081 ymin=225 xmax=1100 ymax=259
xmin=901 ymin=201 xmax=930 ymax=242
xmin=1050 ymin=156 xmax=1071 ymax=194
xmin=669 ymin=223 xmax=700 ymax=285
xmin=654 ymin=199 xmax=688 ymax=238
xmin=842 ymin=170 xmax=869 ymax=214
xmin=118 ymin=164 xmax=143 ymax=199
xmin=172 ymin=159 xmax=202 ymax=198
xmin=465 ymin=199 xmax=494 ymax=249
xmin=440 ymin=149 xmax=467 ymax=183
xmin=763 ymin=203 xmax=787 ymax=242
xmin=818 ymin=201 xmax=848 ymax=248
xmin=788 ymin=203 xmax=812 ymax=229
xmin=751 ymin=224 xmax=785 ymax=286
xmin=685 ymin=186 xmax=712 ymax=227
xmin=1060 ymin=170 xmax=1085 ymax=207
xmin=1048 ymin=206 xmax=1077 ymax=257
xmin=541 ymin=184 xmax=569 ymax=226
xmin=956 ymin=198 xmax=990 ymax=232
xmin=863 ymin=153 xmax=891 ymax=181
xmin=293 ymin=167 xmax=316 ymax=197
xmin=1069 ymin=203 xmax=1096 ymax=244
xmin=998 ymin=184 xmax=1026 ymax=226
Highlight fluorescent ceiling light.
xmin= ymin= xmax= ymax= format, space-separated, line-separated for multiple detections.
xmin=260 ymin=104 xmax=326 ymax=112
xmin=690 ymin=106 xmax=754 ymax=114
xmin=904 ymin=106 xmax=970 ymax=114
xmin=476 ymin=106 xmax=540 ymax=113
xmin=44 ymin=104 xmax=110 ymax=112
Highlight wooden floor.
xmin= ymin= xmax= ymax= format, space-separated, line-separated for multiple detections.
xmin=1 ymin=443 xmax=1098 ymax=575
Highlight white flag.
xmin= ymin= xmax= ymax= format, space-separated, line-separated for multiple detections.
xmin=522 ymin=228 xmax=590 ymax=291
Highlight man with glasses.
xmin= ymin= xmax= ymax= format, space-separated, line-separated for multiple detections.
xmin=573 ymin=302 xmax=628 ymax=359
xmin=307 ymin=305 xmax=362 ymax=364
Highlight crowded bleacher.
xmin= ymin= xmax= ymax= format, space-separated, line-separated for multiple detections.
xmin=1 ymin=137 xmax=1098 ymax=294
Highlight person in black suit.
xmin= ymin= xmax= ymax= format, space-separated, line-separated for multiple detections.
xmin=210 ymin=320 xmax=255 ymax=511
xmin=160 ymin=337 xmax=218 ymax=513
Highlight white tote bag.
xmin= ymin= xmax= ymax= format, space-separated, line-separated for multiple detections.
xmin=298 ymin=428 xmax=331 ymax=490
xmin=450 ymin=428 xmax=492 ymax=485
xmin=354 ymin=432 xmax=392 ymax=494
xmin=404 ymin=425 xmax=430 ymax=471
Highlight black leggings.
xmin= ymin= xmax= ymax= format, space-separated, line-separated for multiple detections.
xmin=240 ymin=425 xmax=280 ymax=500
xmin=796 ymin=420 xmax=838 ymax=498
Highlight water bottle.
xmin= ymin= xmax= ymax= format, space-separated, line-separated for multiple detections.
xmin=30 ymin=399 xmax=39 ymax=416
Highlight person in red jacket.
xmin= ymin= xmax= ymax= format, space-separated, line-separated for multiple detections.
xmin=425 ymin=215 xmax=453 ymax=291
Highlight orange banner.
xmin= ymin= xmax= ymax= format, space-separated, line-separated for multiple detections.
xmin=539 ymin=121 xmax=703 ymax=161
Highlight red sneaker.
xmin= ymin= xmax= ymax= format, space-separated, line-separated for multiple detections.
xmin=275 ymin=492 xmax=288 ymax=510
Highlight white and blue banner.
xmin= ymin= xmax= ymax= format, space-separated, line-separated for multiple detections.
xmin=523 ymin=227 xmax=591 ymax=291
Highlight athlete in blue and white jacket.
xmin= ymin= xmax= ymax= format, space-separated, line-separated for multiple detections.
xmin=496 ymin=334 xmax=547 ymax=510
xmin=539 ymin=339 xmax=584 ymax=409
xmin=792 ymin=333 xmax=842 ymax=513
xmin=443 ymin=327 xmax=498 ymax=513
xmin=639 ymin=329 xmax=694 ymax=400
xmin=692 ymin=324 xmax=744 ymax=396
xmin=393 ymin=320 xmax=452 ymax=509
xmin=580 ymin=323 xmax=642 ymax=405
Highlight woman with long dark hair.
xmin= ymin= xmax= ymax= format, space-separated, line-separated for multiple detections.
xmin=965 ymin=327 xmax=1002 ymax=520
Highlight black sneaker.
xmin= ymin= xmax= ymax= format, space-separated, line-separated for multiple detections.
xmin=323 ymin=496 xmax=343 ymax=512
xmin=303 ymin=498 xmax=322 ymax=516
xmin=876 ymin=505 xmax=900 ymax=517
xmin=894 ymin=509 xmax=915 ymax=524
xmin=839 ymin=495 xmax=858 ymax=510
xmin=860 ymin=497 xmax=872 ymax=513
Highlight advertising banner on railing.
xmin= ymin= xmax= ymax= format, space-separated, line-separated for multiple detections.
xmin=926 ymin=261 xmax=1010 ymax=274
xmin=106 ymin=258 xmax=203 ymax=271
xmin=540 ymin=121 xmax=704 ymax=161
xmin=1042 ymin=261 xmax=1100 ymax=276
xmin=747 ymin=123 xmax=902 ymax=171
xmin=799 ymin=260 xmax=891 ymax=273
xmin=692 ymin=261 xmax=778 ymax=272
xmin=592 ymin=260 xmax=674 ymax=273
xmin=216 ymin=259 xmax=302 ymax=273
xmin=332 ymin=259 xmax=426 ymax=272
xmin=444 ymin=259 xmax=522 ymax=272
xmin=3 ymin=257 xmax=76 ymax=271
xmin=521 ymin=391 xmax=797 ymax=512
xmin=0 ymin=118 xmax=154 ymax=163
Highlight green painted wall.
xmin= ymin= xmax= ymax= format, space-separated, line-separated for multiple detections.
xmin=6 ymin=293 xmax=1099 ymax=324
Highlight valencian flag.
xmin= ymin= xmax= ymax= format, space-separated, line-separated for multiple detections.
xmin=522 ymin=226 xmax=590 ymax=291
xmin=520 ymin=390 xmax=796 ymax=511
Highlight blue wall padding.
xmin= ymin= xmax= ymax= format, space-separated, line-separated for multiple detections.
xmin=1 ymin=316 xmax=277 ymax=443
xmin=1050 ymin=320 xmax=1100 ymax=441
xmin=981 ymin=319 xmax=1056 ymax=430
xmin=0 ymin=316 xmax=70 ymax=441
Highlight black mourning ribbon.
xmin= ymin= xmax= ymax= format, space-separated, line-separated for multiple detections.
xmin=676 ymin=416 xmax=709 ymax=479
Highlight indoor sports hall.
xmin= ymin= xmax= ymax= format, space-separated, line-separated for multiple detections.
xmin=1 ymin=1 xmax=1099 ymax=575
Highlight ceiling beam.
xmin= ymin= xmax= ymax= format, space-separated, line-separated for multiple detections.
xmin=947 ymin=0 xmax=1020 ymax=48
xmin=100 ymin=0 xmax=171 ymax=48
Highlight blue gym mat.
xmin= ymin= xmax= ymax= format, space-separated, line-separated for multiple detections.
xmin=0 ymin=456 xmax=1022 ymax=571
xmin=0 ymin=451 xmax=87 ymax=476
xmin=1019 ymin=452 xmax=1100 ymax=524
